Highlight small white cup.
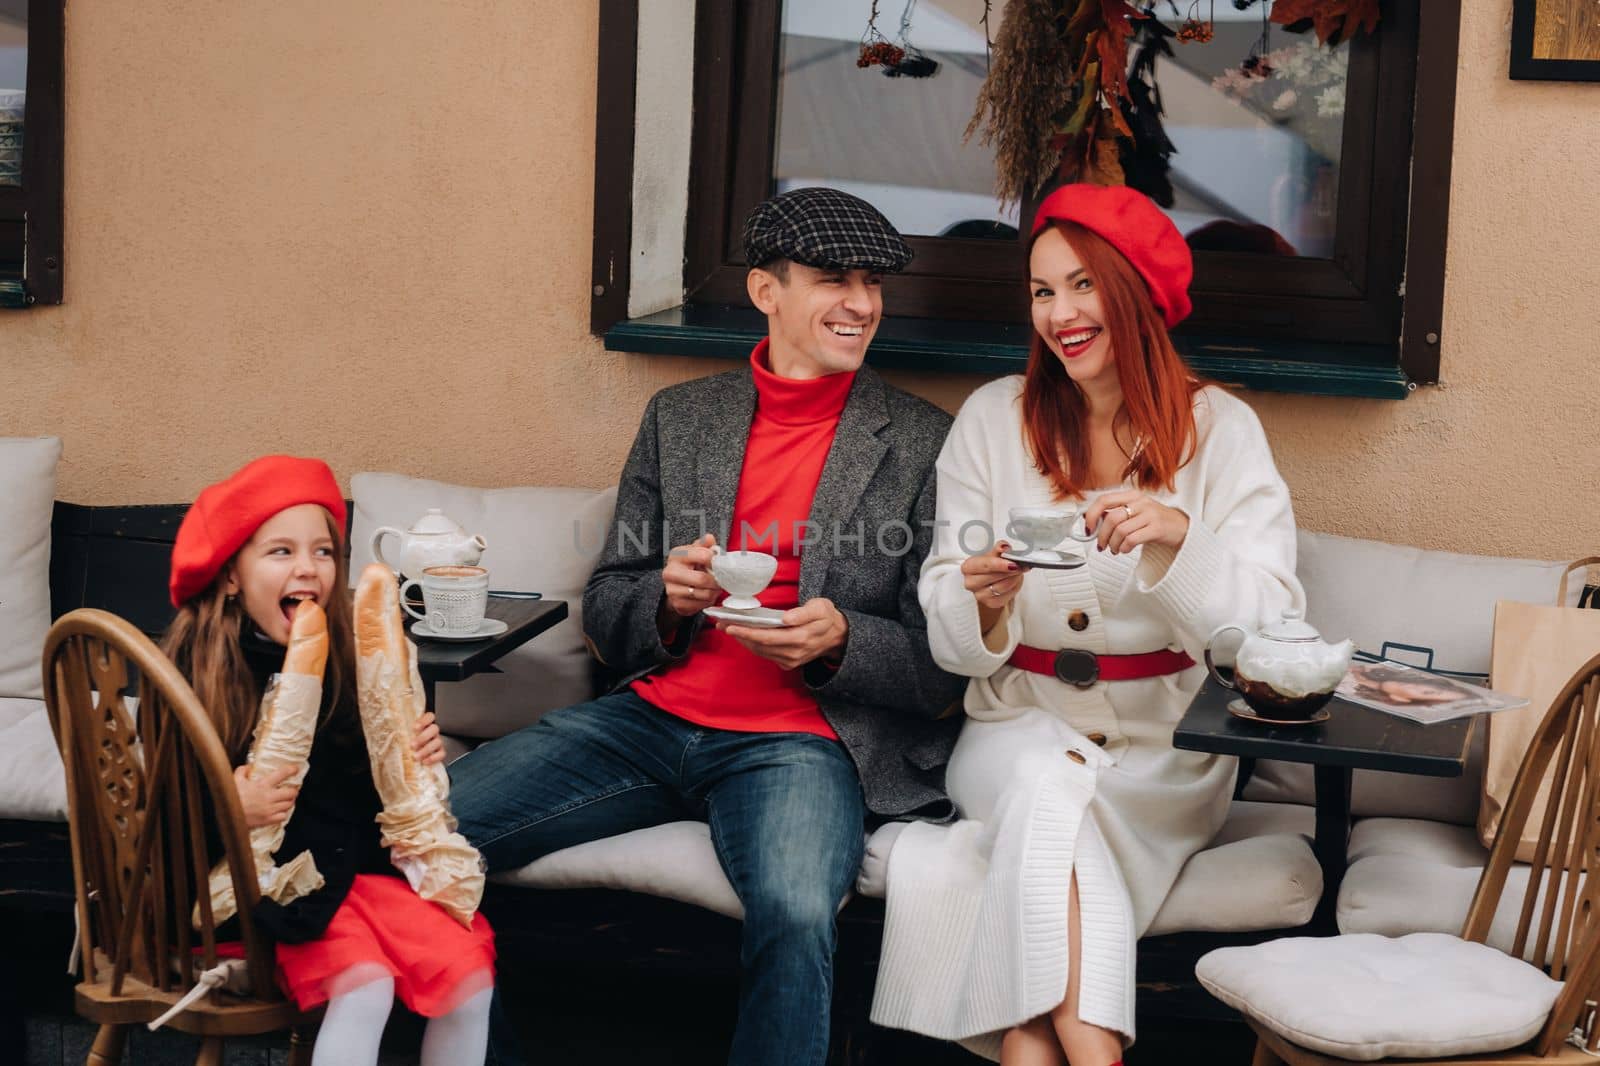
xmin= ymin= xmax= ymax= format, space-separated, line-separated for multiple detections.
xmin=709 ymin=548 xmax=778 ymax=610
xmin=1006 ymin=506 xmax=1096 ymax=556
xmin=401 ymin=565 xmax=489 ymax=634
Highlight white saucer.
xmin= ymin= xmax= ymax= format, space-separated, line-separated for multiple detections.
xmin=704 ymin=605 xmax=789 ymax=629
xmin=1000 ymin=549 xmax=1086 ymax=570
xmin=410 ymin=617 xmax=509 ymax=642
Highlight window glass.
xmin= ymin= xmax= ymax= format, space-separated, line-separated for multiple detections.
xmin=771 ymin=0 xmax=1349 ymax=257
xmin=773 ymin=0 xmax=1018 ymax=240
xmin=0 ymin=1 xmax=24 ymax=189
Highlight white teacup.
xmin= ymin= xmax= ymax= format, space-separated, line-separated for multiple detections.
xmin=400 ymin=564 xmax=489 ymax=634
xmin=1006 ymin=506 xmax=1096 ymax=556
xmin=709 ymin=548 xmax=778 ymax=611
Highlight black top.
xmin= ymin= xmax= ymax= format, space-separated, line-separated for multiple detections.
xmin=1172 ymin=678 xmax=1474 ymax=777
xmin=227 ymin=631 xmax=395 ymax=944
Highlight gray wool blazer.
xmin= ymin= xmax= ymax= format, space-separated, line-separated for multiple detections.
xmin=581 ymin=363 xmax=967 ymax=820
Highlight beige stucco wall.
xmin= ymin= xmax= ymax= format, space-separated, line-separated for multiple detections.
xmin=0 ymin=2 xmax=1593 ymax=560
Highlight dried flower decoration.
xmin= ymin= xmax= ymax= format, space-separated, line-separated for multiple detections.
xmin=966 ymin=0 xmax=1145 ymax=205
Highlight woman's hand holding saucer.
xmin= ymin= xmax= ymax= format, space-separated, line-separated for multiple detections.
xmin=963 ymin=542 xmax=1025 ymax=606
xmin=1083 ymin=491 xmax=1189 ymax=555
xmin=963 ymin=542 xmax=1026 ymax=634
xmin=717 ymin=597 xmax=848 ymax=671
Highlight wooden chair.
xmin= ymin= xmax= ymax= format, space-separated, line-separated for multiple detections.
xmin=1249 ymin=650 xmax=1600 ymax=1064
xmin=42 ymin=608 xmax=314 ymax=1066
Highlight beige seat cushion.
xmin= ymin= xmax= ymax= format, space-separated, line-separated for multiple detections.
xmin=1147 ymin=800 xmax=1321 ymax=935
xmin=1337 ymin=817 xmax=1568 ymax=961
xmin=350 ymin=474 xmax=617 ymax=738
xmin=0 ymin=437 xmax=61 ymax=700
xmin=1198 ymin=932 xmax=1562 ymax=1061
xmin=492 ymin=820 xmax=873 ymax=918
xmin=490 ymin=800 xmax=1319 ymax=933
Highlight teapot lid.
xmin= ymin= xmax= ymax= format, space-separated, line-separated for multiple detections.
xmin=1260 ymin=606 xmax=1322 ymax=643
xmin=408 ymin=508 xmax=466 ymax=535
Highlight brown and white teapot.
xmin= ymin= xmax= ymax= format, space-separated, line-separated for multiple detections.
xmin=1204 ymin=607 xmax=1353 ymax=720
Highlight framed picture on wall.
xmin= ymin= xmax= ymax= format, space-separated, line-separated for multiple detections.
xmin=1511 ymin=0 xmax=1600 ymax=80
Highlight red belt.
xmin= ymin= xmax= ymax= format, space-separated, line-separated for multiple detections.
xmin=1008 ymin=645 xmax=1195 ymax=688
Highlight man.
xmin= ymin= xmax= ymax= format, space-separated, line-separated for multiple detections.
xmin=449 ymin=187 xmax=965 ymax=1065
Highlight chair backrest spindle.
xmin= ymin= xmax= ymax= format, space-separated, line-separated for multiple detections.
xmin=1464 ymin=653 xmax=1600 ymax=1055
xmin=41 ymin=609 xmax=280 ymax=1008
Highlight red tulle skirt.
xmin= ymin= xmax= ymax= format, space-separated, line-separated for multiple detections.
xmin=273 ymin=874 xmax=496 ymax=1017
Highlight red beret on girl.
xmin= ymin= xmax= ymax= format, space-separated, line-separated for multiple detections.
xmin=1030 ymin=184 xmax=1193 ymax=328
xmin=169 ymin=456 xmax=346 ymax=606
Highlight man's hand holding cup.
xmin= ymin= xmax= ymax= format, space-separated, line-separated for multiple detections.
xmin=660 ymin=533 xmax=721 ymax=632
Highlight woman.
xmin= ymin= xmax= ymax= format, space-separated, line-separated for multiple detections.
xmin=870 ymin=185 xmax=1302 ymax=1065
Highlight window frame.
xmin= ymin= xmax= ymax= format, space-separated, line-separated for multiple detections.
xmin=0 ymin=0 xmax=63 ymax=307
xmin=592 ymin=1 xmax=1458 ymax=391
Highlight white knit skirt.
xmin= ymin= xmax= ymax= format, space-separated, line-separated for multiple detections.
xmin=870 ymin=711 xmax=1137 ymax=1060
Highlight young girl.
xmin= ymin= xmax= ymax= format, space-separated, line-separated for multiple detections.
xmin=163 ymin=454 xmax=495 ymax=1066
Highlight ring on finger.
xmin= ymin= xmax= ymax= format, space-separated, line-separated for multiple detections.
xmin=1122 ymin=504 xmax=1135 ymax=519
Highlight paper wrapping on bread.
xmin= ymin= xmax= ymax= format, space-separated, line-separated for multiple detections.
xmin=199 ymin=603 xmax=328 ymax=928
xmin=354 ymin=563 xmax=485 ymax=927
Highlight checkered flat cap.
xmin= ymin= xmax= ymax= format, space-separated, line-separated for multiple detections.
xmin=743 ymin=187 xmax=913 ymax=272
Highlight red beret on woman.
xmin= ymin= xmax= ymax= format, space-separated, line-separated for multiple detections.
xmin=1030 ymin=183 xmax=1193 ymax=328
xmin=169 ymin=455 xmax=346 ymax=606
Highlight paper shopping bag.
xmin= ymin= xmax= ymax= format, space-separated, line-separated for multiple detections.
xmin=1479 ymin=558 xmax=1600 ymax=860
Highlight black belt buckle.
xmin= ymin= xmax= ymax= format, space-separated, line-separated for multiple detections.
xmin=1053 ymin=649 xmax=1100 ymax=688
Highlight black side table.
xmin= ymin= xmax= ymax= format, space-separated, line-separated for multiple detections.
xmin=412 ymin=596 xmax=569 ymax=712
xmin=1173 ymin=678 xmax=1475 ymax=927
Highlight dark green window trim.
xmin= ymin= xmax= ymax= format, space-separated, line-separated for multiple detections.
xmin=606 ymin=306 xmax=1412 ymax=400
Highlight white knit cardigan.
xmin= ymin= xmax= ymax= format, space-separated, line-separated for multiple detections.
xmin=870 ymin=377 xmax=1303 ymax=1057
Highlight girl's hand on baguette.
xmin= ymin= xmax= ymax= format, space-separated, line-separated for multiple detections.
xmin=234 ymin=765 xmax=298 ymax=828
xmin=414 ymin=711 xmax=445 ymax=766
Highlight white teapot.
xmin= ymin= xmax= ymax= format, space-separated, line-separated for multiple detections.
xmin=1204 ymin=607 xmax=1354 ymax=720
xmin=370 ymin=508 xmax=487 ymax=580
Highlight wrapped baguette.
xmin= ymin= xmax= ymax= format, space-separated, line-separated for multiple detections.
xmin=200 ymin=601 xmax=328 ymax=928
xmin=354 ymin=563 xmax=484 ymax=927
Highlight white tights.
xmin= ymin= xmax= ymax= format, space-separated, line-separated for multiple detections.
xmin=309 ymin=963 xmax=494 ymax=1066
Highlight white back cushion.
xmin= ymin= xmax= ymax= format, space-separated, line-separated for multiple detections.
xmin=1244 ymin=532 xmax=1578 ymax=823
xmin=350 ymin=474 xmax=617 ymax=738
xmin=1296 ymin=529 xmax=1578 ymax=677
xmin=0 ymin=437 xmax=61 ymax=700
xmin=0 ymin=704 xmax=66 ymax=820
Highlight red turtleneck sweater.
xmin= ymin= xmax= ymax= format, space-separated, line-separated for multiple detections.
xmin=631 ymin=339 xmax=850 ymax=739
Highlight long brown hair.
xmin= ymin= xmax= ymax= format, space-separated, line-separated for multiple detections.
xmin=1021 ymin=220 xmax=1205 ymax=500
xmin=155 ymin=508 xmax=357 ymax=761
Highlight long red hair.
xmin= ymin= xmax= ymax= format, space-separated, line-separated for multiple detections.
xmin=1021 ymin=220 xmax=1204 ymax=500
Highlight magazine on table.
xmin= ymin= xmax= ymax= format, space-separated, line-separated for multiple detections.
xmin=1335 ymin=657 xmax=1529 ymax=725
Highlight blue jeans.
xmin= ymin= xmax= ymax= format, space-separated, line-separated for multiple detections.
xmin=448 ymin=691 xmax=866 ymax=1066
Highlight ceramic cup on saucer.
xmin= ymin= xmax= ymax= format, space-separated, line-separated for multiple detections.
xmin=1006 ymin=506 xmax=1096 ymax=559
xmin=709 ymin=548 xmax=778 ymax=610
xmin=400 ymin=564 xmax=489 ymax=635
